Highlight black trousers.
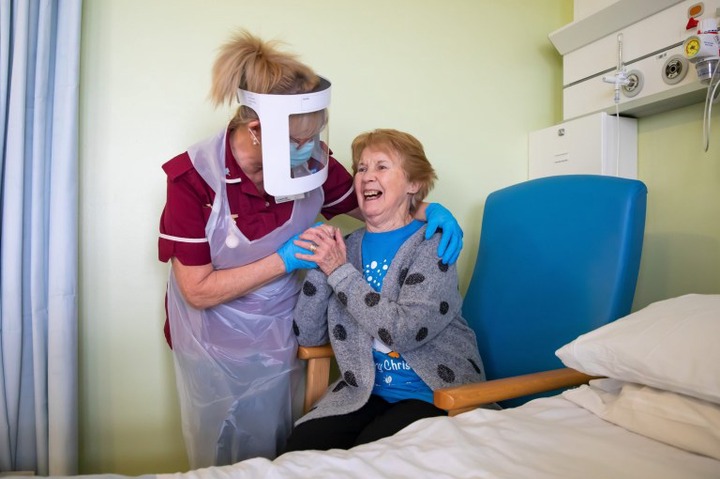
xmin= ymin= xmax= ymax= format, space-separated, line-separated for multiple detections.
xmin=284 ymin=395 xmax=447 ymax=453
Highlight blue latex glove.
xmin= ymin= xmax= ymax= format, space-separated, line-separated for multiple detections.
xmin=277 ymin=233 xmax=318 ymax=273
xmin=425 ymin=203 xmax=464 ymax=265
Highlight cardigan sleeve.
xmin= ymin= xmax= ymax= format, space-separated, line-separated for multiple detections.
xmin=326 ymin=232 xmax=463 ymax=354
xmin=293 ymin=269 xmax=333 ymax=346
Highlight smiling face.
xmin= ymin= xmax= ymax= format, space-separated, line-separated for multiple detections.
xmin=354 ymin=146 xmax=419 ymax=232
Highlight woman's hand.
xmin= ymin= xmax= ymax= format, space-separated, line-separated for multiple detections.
xmin=296 ymin=224 xmax=347 ymax=276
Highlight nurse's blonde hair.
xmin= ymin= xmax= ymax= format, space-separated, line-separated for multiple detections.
xmin=209 ymin=29 xmax=325 ymax=132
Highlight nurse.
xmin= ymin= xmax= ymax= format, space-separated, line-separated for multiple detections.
xmin=157 ymin=29 xmax=463 ymax=468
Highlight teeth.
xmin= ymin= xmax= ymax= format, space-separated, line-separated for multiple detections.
xmin=364 ymin=190 xmax=381 ymax=198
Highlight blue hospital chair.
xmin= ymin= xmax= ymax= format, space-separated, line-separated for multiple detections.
xmin=300 ymin=174 xmax=647 ymax=414
xmin=435 ymin=174 xmax=647 ymax=411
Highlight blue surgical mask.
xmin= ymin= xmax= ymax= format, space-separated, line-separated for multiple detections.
xmin=289 ymin=139 xmax=315 ymax=168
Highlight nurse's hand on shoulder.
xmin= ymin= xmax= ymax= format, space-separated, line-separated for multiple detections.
xmin=425 ymin=203 xmax=464 ymax=265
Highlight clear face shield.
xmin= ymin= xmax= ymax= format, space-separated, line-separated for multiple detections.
xmin=236 ymin=78 xmax=331 ymax=198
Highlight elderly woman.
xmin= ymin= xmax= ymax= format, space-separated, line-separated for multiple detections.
xmin=285 ymin=129 xmax=485 ymax=452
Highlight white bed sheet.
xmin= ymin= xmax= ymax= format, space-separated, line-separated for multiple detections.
xmin=158 ymin=395 xmax=720 ymax=479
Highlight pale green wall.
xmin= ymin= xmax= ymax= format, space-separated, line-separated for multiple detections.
xmin=634 ymin=102 xmax=720 ymax=308
xmin=78 ymin=0 xmax=718 ymax=475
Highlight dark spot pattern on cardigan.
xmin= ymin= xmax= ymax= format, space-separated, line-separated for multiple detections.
xmin=438 ymin=260 xmax=449 ymax=272
xmin=333 ymin=324 xmax=347 ymax=341
xmin=468 ymin=358 xmax=483 ymax=375
xmin=364 ymin=292 xmax=380 ymax=307
xmin=302 ymin=281 xmax=317 ymax=296
xmin=377 ymin=328 xmax=393 ymax=346
xmin=416 ymin=327 xmax=428 ymax=342
xmin=337 ymin=291 xmax=348 ymax=306
xmin=332 ymin=381 xmax=348 ymax=393
xmin=292 ymin=320 xmax=299 ymax=336
xmin=405 ymin=273 xmax=425 ymax=285
xmin=439 ymin=301 xmax=449 ymax=315
xmin=398 ymin=268 xmax=408 ymax=286
xmin=437 ymin=364 xmax=456 ymax=383
xmin=344 ymin=370 xmax=359 ymax=387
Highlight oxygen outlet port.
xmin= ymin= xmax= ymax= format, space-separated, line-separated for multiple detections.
xmin=662 ymin=55 xmax=689 ymax=85
xmin=622 ymin=70 xmax=644 ymax=98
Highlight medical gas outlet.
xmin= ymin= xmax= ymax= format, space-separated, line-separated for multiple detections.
xmin=683 ymin=18 xmax=720 ymax=83
xmin=549 ymin=0 xmax=720 ymax=121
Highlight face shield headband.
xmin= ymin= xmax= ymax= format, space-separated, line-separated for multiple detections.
xmin=236 ymin=77 xmax=331 ymax=197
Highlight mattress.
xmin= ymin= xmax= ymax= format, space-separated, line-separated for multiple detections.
xmin=155 ymin=394 xmax=720 ymax=479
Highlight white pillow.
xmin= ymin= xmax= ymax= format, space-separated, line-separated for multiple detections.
xmin=564 ymin=379 xmax=720 ymax=461
xmin=556 ymin=294 xmax=720 ymax=404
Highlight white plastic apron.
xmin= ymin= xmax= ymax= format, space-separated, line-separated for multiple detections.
xmin=167 ymin=129 xmax=323 ymax=468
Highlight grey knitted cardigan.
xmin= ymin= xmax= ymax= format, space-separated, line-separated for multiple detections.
xmin=293 ymin=225 xmax=485 ymax=425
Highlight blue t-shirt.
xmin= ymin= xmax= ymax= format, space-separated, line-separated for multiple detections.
xmin=362 ymin=220 xmax=434 ymax=404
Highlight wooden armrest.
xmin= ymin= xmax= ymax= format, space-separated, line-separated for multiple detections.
xmin=297 ymin=344 xmax=335 ymax=413
xmin=297 ymin=344 xmax=334 ymax=360
xmin=434 ymin=367 xmax=598 ymax=415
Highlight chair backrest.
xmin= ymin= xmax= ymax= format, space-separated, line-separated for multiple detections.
xmin=463 ymin=175 xmax=647 ymax=406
